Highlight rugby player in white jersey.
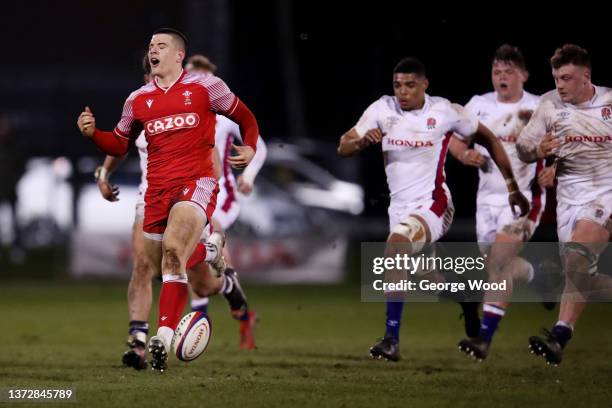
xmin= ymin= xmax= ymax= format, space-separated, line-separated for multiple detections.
xmin=95 ymin=54 xmax=257 ymax=370
xmin=185 ymin=54 xmax=268 ymax=350
xmin=338 ymin=57 xmax=530 ymax=361
xmin=517 ymin=44 xmax=612 ymax=365
xmin=448 ymin=45 xmax=551 ymax=361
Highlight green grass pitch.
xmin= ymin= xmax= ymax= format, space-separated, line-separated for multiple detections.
xmin=2 ymin=281 xmax=612 ymax=408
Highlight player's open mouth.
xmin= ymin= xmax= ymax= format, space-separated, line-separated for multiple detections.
xmin=500 ymin=83 xmax=508 ymax=90
xmin=150 ymin=58 xmax=160 ymax=67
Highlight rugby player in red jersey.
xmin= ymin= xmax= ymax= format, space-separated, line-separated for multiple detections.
xmin=77 ymin=28 xmax=259 ymax=371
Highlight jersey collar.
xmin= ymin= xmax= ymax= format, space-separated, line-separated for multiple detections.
xmin=154 ymin=69 xmax=186 ymax=93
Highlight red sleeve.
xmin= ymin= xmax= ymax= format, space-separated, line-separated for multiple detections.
xmin=226 ymin=99 xmax=259 ymax=151
xmin=91 ymin=129 xmax=130 ymax=156
xmin=114 ymin=93 xmax=143 ymax=139
xmin=202 ymin=75 xmax=238 ymax=114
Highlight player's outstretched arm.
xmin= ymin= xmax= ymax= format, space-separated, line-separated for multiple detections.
xmin=77 ymin=106 xmax=130 ymax=156
xmin=337 ymin=128 xmax=381 ymax=157
xmin=95 ymin=154 xmax=128 ymax=202
xmin=473 ymin=122 xmax=530 ymax=216
xmin=447 ymin=135 xmax=485 ymax=168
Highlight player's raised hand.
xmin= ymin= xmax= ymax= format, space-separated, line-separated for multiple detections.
xmin=237 ymin=175 xmax=253 ymax=195
xmin=461 ymin=149 xmax=486 ymax=168
xmin=363 ymin=128 xmax=383 ymax=146
xmin=77 ymin=106 xmax=96 ymax=138
xmin=509 ymin=190 xmax=530 ymax=217
xmin=537 ymin=132 xmax=561 ymax=158
xmin=228 ymin=143 xmax=255 ymax=169
xmin=97 ymin=179 xmax=120 ymax=202
xmin=537 ymin=165 xmax=556 ymax=189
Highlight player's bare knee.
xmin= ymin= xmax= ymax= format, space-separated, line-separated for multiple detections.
xmin=387 ymin=216 xmax=427 ymax=256
xmin=485 ymin=251 xmax=508 ymax=278
xmin=192 ymin=281 xmax=218 ymax=297
xmin=162 ymin=246 xmax=183 ymax=274
xmin=133 ymin=254 xmax=154 ymax=280
xmin=501 ymin=223 xmax=529 ymax=242
xmin=190 ymin=283 xmax=210 ymax=297
xmin=562 ymin=242 xmax=598 ymax=281
xmin=187 ymin=265 xmax=218 ymax=297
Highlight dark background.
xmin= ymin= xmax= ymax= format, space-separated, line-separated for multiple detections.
xmin=1 ymin=1 xmax=610 ymax=227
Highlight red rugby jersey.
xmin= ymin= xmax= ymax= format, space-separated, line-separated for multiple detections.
xmin=113 ymin=70 xmax=238 ymax=190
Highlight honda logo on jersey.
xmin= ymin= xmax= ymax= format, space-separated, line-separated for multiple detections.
xmin=385 ymin=138 xmax=434 ymax=148
xmin=145 ymin=113 xmax=200 ymax=135
xmin=564 ymin=135 xmax=612 ymax=143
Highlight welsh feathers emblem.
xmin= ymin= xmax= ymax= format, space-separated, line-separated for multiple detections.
xmin=183 ymin=90 xmax=193 ymax=106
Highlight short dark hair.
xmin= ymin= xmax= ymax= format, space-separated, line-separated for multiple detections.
xmin=152 ymin=27 xmax=188 ymax=51
xmin=142 ymin=52 xmax=151 ymax=75
xmin=186 ymin=54 xmax=217 ymax=73
xmin=493 ymin=44 xmax=526 ymax=71
xmin=393 ymin=57 xmax=426 ymax=77
xmin=550 ymin=44 xmax=591 ymax=70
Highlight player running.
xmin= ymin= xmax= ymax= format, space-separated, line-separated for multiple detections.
xmin=517 ymin=44 xmax=612 ymax=365
xmin=96 ymin=53 xmax=262 ymax=369
xmin=337 ymin=57 xmax=530 ymax=361
xmin=78 ymin=28 xmax=259 ymax=372
xmin=450 ymin=45 xmax=551 ymax=361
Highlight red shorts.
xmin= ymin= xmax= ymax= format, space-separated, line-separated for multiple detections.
xmin=143 ymin=177 xmax=219 ymax=241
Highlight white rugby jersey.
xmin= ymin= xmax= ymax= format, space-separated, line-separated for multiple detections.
xmin=466 ymin=91 xmax=541 ymax=206
xmin=518 ymin=86 xmax=612 ymax=205
xmin=354 ymin=95 xmax=479 ymax=211
xmin=135 ymin=131 xmax=148 ymax=196
xmin=214 ymin=115 xmax=267 ymax=189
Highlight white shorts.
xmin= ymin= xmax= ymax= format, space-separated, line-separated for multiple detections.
xmin=211 ymin=177 xmax=240 ymax=231
xmin=388 ymin=197 xmax=454 ymax=242
xmin=557 ymin=196 xmax=612 ymax=243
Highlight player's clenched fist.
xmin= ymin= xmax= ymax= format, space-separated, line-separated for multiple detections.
xmin=237 ymin=175 xmax=253 ymax=195
xmin=537 ymin=132 xmax=560 ymax=158
xmin=537 ymin=165 xmax=556 ymax=189
xmin=77 ymin=106 xmax=96 ymax=138
xmin=228 ymin=143 xmax=255 ymax=169
xmin=461 ymin=148 xmax=486 ymax=168
xmin=363 ymin=128 xmax=383 ymax=146
xmin=509 ymin=190 xmax=530 ymax=217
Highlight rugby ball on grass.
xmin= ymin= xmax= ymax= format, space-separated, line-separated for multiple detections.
xmin=171 ymin=311 xmax=212 ymax=361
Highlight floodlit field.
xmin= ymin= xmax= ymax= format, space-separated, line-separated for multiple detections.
xmin=2 ymin=281 xmax=612 ymax=408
